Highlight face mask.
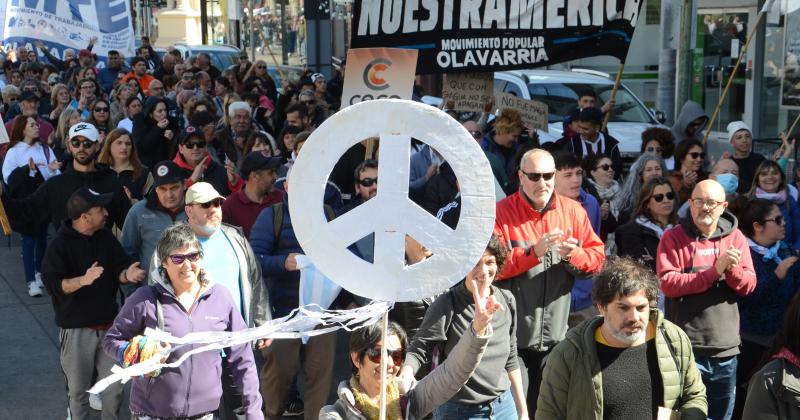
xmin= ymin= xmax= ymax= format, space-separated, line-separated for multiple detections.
xmin=715 ymin=173 xmax=738 ymax=195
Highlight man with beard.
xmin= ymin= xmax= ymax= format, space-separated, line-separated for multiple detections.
xmin=222 ymin=151 xmax=283 ymax=239
xmin=175 ymin=181 xmax=271 ymax=419
xmin=1 ymin=122 xmax=130 ymax=230
xmin=657 ymin=180 xmax=756 ymax=420
xmin=537 ymin=257 xmax=708 ymax=419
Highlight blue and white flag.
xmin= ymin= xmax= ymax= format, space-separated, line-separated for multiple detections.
xmin=3 ymin=0 xmax=135 ymax=66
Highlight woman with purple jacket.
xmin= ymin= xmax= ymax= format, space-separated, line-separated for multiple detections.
xmin=103 ymin=223 xmax=263 ymax=420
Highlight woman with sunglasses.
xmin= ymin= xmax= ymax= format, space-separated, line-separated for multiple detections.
xmin=242 ymin=60 xmax=278 ymax=102
xmin=98 ymin=128 xmax=150 ymax=202
xmin=615 ymin=177 xmax=678 ymax=273
xmin=395 ymin=235 xmax=527 ymax=420
xmin=322 ymin=254 xmax=502 ymax=420
xmin=735 ymin=198 xmax=800 ymax=417
xmin=640 ymin=126 xmax=676 ymax=170
xmin=615 ymin=153 xmax=667 ymax=224
xmin=746 ymin=160 xmax=800 ymax=250
xmin=582 ymin=153 xmax=620 ymax=249
xmin=132 ymin=96 xmax=177 ymax=168
xmin=669 ymin=139 xmax=708 ymax=204
xmin=103 ymin=223 xmax=263 ymax=420
xmin=87 ymin=98 xmax=113 ymax=143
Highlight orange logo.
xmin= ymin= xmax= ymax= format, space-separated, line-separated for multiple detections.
xmin=363 ymin=58 xmax=391 ymax=91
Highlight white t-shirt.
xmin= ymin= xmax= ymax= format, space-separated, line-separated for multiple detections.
xmin=2 ymin=141 xmax=60 ymax=183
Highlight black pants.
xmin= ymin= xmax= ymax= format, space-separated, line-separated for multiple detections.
xmin=518 ymin=348 xmax=552 ymax=415
xmin=220 ymin=349 xmax=245 ymax=420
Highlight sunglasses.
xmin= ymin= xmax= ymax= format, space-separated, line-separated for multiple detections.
xmin=184 ymin=141 xmax=207 ymax=149
xmin=469 ymin=130 xmax=482 ymax=138
xmin=764 ymin=215 xmax=785 ymax=226
xmin=365 ymin=346 xmax=405 ymax=365
xmin=256 ymin=65 xmax=266 ymax=69
xmin=646 ymin=146 xmax=663 ymax=153
xmin=93 ymin=107 xmax=109 ymax=112
xmin=520 ymin=170 xmax=555 ymax=182
xmin=70 ymin=139 xmax=94 ymax=149
xmin=688 ymin=152 xmax=706 ymax=159
xmin=197 ymin=198 xmax=223 ymax=209
xmin=595 ymin=164 xmax=613 ymax=172
xmin=168 ymin=251 xmax=201 ymax=265
xmin=358 ymin=177 xmax=377 ymax=187
xmin=652 ymin=192 xmax=675 ymax=202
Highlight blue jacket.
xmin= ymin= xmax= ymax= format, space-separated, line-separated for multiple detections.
xmin=103 ymin=277 xmax=263 ymax=419
xmin=410 ymin=144 xmax=435 ymax=200
xmin=778 ymin=195 xmax=800 ymax=250
xmin=98 ymin=66 xmax=128 ymax=93
xmin=739 ymin=242 xmax=800 ymax=337
xmin=571 ymin=189 xmax=602 ymax=311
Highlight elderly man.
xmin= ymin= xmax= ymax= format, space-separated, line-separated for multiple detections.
xmin=537 ymin=257 xmax=707 ymax=419
xmin=297 ymin=88 xmax=326 ymax=128
xmin=154 ymin=52 xmax=176 ymax=80
xmin=494 ymin=148 xmax=605 ymax=413
xmin=4 ymin=90 xmax=54 ymax=141
xmin=222 ymin=152 xmax=283 ymax=239
xmin=214 ymin=101 xmax=258 ymax=163
xmin=657 ymin=179 xmax=756 ymax=420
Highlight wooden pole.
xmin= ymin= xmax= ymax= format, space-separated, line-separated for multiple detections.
xmin=262 ymin=35 xmax=288 ymax=82
xmin=602 ymin=62 xmax=625 ymax=132
xmin=378 ymin=311 xmax=389 ymax=420
xmin=786 ymin=112 xmax=800 ymax=139
xmin=0 ymin=197 xmax=12 ymax=236
xmin=702 ymin=11 xmax=766 ymax=146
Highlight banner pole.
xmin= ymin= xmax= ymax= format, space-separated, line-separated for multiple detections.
xmin=262 ymin=35 xmax=288 ymax=82
xmin=786 ymin=112 xmax=800 ymax=139
xmin=602 ymin=62 xmax=625 ymax=132
xmin=702 ymin=11 xmax=766 ymax=146
xmin=0 ymin=197 xmax=12 ymax=236
xmin=378 ymin=311 xmax=389 ymax=420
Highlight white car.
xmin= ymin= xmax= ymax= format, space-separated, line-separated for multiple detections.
xmin=494 ymin=69 xmax=666 ymax=158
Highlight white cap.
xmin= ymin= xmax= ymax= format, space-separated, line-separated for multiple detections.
xmin=727 ymin=121 xmax=750 ymax=142
xmin=185 ymin=182 xmax=225 ymax=205
xmin=68 ymin=122 xmax=99 ymax=142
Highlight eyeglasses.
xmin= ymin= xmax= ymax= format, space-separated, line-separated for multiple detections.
xmin=365 ymin=346 xmax=405 ymax=365
xmin=764 ymin=216 xmax=785 ymax=226
xmin=93 ymin=107 xmax=109 ymax=112
xmin=688 ymin=152 xmax=706 ymax=159
xmin=184 ymin=141 xmax=207 ymax=149
xmin=595 ymin=164 xmax=613 ymax=172
xmin=168 ymin=251 xmax=201 ymax=265
xmin=690 ymin=198 xmax=722 ymax=209
xmin=196 ymin=198 xmax=223 ymax=209
xmin=520 ymin=170 xmax=555 ymax=182
xmin=469 ymin=130 xmax=482 ymax=138
xmin=646 ymin=146 xmax=663 ymax=153
xmin=358 ymin=177 xmax=377 ymax=187
xmin=652 ymin=192 xmax=675 ymax=202
xmin=70 ymin=139 xmax=94 ymax=149
xmin=256 ymin=65 xmax=266 ymax=69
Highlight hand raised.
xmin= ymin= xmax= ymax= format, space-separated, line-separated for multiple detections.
xmin=470 ymin=278 xmax=503 ymax=336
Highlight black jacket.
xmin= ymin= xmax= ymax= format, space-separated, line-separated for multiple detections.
xmin=133 ymin=97 xmax=179 ymax=168
xmin=615 ymin=218 xmax=662 ymax=272
xmin=5 ymin=165 xmax=46 ymax=235
xmin=422 ymin=163 xmax=459 ymax=217
xmin=3 ymin=163 xmax=131 ymax=230
xmin=554 ymin=133 xmax=624 ymax=177
xmin=42 ymin=222 xmax=132 ymax=328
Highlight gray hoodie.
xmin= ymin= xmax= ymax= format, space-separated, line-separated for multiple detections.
xmin=671 ymin=101 xmax=709 ymax=145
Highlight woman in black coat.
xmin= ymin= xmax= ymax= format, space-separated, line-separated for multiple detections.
xmin=132 ymin=96 xmax=178 ymax=168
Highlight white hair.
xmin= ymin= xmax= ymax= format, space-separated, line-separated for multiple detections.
xmin=228 ymin=101 xmax=251 ymax=117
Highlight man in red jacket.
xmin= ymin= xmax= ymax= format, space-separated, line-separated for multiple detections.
xmin=657 ymin=179 xmax=756 ymax=420
xmin=494 ymin=148 xmax=605 ymax=413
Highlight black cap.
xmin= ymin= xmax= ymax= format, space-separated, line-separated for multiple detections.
xmin=189 ymin=110 xmax=215 ymax=127
xmin=240 ymin=151 xmax=281 ymax=179
xmin=179 ymin=125 xmax=205 ymax=144
xmin=151 ymin=160 xmax=186 ymax=187
xmin=20 ymin=91 xmax=39 ymax=102
xmin=66 ymin=187 xmax=113 ymax=220
xmin=576 ymin=107 xmax=603 ymax=125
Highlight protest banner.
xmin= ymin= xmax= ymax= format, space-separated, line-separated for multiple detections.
xmin=351 ymin=0 xmax=644 ymax=74
xmin=442 ymin=72 xmax=493 ymax=113
xmin=340 ymin=48 xmax=418 ymax=109
xmin=3 ymin=0 xmax=135 ymax=66
xmin=495 ymin=92 xmax=548 ymax=132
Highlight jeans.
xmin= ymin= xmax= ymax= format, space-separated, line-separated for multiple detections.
xmin=433 ymin=390 xmax=517 ymax=420
xmin=695 ymin=355 xmax=737 ymax=420
xmin=21 ymin=226 xmax=47 ymax=283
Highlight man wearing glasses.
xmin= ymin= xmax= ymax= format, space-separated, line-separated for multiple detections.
xmin=494 ymin=148 xmax=605 ymax=413
xmin=174 ymin=126 xmax=243 ymax=197
xmin=657 ymin=179 xmax=755 ymax=420
xmin=181 ymin=181 xmax=271 ymax=418
xmin=1 ymin=122 xmax=130 ymax=230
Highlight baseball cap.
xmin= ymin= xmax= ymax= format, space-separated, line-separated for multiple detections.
xmin=185 ymin=182 xmax=224 ymax=205
xmin=299 ymin=89 xmax=315 ymax=98
xmin=78 ymin=49 xmax=92 ymax=58
xmin=66 ymin=187 xmax=113 ymax=220
xmin=310 ymin=73 xmax=325 ymax=83
xmin=68 ymin=122 xmax=99 ymax=142
xmin=240 ymin=151 xmax=281 ymax=179
xmin=152 ymin=161 xmax=186 ymax=187
xmin=180 ymin=125 xmax=204 ymax=144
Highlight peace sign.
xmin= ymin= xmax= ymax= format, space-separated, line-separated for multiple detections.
xmin=288 ymin=99 xmax=496 ymax=302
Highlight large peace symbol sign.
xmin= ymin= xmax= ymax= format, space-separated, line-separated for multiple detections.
xmin=288 ymin=99 xmax=496 ymax=302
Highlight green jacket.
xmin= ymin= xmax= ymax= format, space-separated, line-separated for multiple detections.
xmin=536 ymin=309 xmax=707 ymax=420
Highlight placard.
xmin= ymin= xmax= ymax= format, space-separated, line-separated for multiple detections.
xmin=495 ymin=93 xmax=549 ymax=132
xmin=442 ymin=73 xmax=494 ymax=113
xmin=340 ymin=48 xmax=418 ymax=110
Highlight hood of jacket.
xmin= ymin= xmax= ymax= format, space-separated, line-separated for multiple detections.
xmin=679 ymin=209 xmax=737 ymax=240
xmin=672 ymin=101 xmax=708 ymax=142
xmin=142 ymin=96 xmax=167 ymax=119
xmin=173 ymin=150 xmax=213 ymax=172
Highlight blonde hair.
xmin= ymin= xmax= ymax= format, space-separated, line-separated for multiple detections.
xmin=494 ymin=108 xmax=524 ymax=135
xmin=49 ymin=83 xmax=69 ymax=107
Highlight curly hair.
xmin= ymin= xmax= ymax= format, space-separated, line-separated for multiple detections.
xmin=493 ymin=108 xmax=524 ymax=135
xmin=641 ymin=126 xmax=676 ymax=159
xmin=592 ymin=256 xmax=660 ymax=307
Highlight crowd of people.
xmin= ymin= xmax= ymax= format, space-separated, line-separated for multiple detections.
xmin=2 ymin=38 xmax=800 ymax=420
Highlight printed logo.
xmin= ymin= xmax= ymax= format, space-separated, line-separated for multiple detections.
xmin=157 ymin=165 xmax=169 ymax=177
xmin=362 ymin=58 xmax=392 ymax=91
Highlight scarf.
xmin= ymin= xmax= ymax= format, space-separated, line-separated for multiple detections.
xmin=773 ymin=347 xmax=800 ymax=370
xmin=586 ymin=178 xmax=622 ymax=217
xmin=635 ymin=216 xmax=672 ymax=239
xmin=747 ymin=238 xmax=783 ymax=264
xmin=349 ymin=375 xmax=403 ymax=420
xmin=755 ymin=187 xmax=787 ymax=205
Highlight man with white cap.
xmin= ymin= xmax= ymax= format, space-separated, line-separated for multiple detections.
xmin=178 ymin=181 xmax=271 ymax=418
xmin=727 ymin=121 xmax=764 ymax=194
xmin=1 ymin=122 xmax=131 ymax=229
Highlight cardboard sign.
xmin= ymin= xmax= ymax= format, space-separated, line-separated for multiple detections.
xmin=442 ymin=73 xmax=494 ymax=113
xmin=340 ymin=48 xmax=418 ymax=110
xmin=495 ymin=93 xmax=549 ymax=132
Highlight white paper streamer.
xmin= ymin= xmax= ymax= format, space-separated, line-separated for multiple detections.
xmin=89 ymin=301 xmax=391 ymax=394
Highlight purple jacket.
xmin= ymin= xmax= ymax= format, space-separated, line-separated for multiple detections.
xmin=103 ymin=275 xmax=263 ymax=419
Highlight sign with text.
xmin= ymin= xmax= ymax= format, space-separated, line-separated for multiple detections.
xmin=340 ymin=48 xmax=418 ymax=110
xmin=495 ymin=93 xmax=548 ymax=132
xmin=351 ymin=0 xmax=644 ymax=74
xmin=442 ymin=72 xmax=494 ymax=113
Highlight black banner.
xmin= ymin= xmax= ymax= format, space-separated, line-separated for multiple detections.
xmin=350 ymin=0 xmax=644 ymax=74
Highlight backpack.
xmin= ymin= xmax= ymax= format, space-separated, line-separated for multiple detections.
xmin=270 ymin=201 xmax=336 ymax=247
